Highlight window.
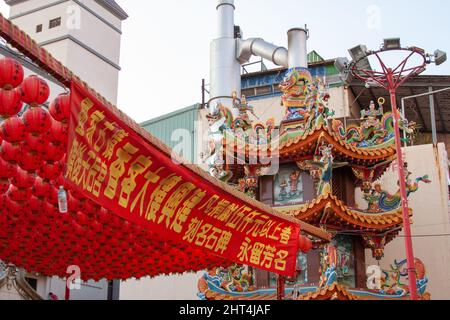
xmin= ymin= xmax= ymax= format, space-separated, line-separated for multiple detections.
xmin=273 ymin=164 xmax=304 ymax=207
xmin=36 ymin=24 xmax=42 ymax=33
xmin=49 ymin=17 xmax=61 ymax=29
xmin=25 ymin=277 xmax=38 ymax=291
xmin=331 ymin=235 xmax=356 ymax=288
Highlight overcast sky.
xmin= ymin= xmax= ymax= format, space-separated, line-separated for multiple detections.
xmin=1 ymin=1 xmax=450 ymax=123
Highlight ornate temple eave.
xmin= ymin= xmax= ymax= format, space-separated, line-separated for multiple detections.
xmin=224 ymin=126 xmax=396 ymax=167
xmin=296 ymin=283 xmax=357 ymax=301
xmin=203 ymin=283 xmax=429 ymax=301
xmin=276 ymin=194 xmax=411 ymax=232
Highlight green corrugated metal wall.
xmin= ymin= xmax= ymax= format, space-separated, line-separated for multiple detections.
xmin=141 ymin=104 xmax=199 ymax=163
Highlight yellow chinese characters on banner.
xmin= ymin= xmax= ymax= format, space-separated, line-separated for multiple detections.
xmin=66 ymin=82 xmax=300 ymax=276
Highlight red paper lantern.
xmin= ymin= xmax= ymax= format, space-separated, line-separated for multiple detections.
xmin=0 ymin=116 xmax=26 ymax=143
xmin=20 ymin=76 xmax=50 ymax=106
xmin=46 ymin=186 xmax=58 ymax=205
xmin=33 ymin=177 xmax=52 ymax=198
xmin=49 ymin=93 xmax=70 ymax=122
xmin=38 ymin=161 xmax=63 ymax=181
xmin=29 ymin=196 xmax=45 ymax=212
xmin=0 ymin=88 xmax=23 ymax=117
xmin=11 ymin=168 xmax=35 ymax=189
xmin=22 ymin=107 xmax=52 ymax=135
xmin=0 ymin=140 xmax=22 ymax=163
xmin=21 ymin=134 xmax=48 ymax=155
xmin=0 ymin=179 xmax=9 ymax=194
xmin=0 ymin=157 xmax=15 ymax=178
xmin=8 ymin=185 xmax=31 ymax=202
xmin=298 ymin=236 xmax=313 ymax=253
xmin=46 ymin=121 xmax=68 ymax=145
xmin=43 ymin=142 xmax=65 ymax=162
xmin=0 ymin=57 xmax=24 ymax=90
xmin=17 ymin=149 xmax=42 ymax=172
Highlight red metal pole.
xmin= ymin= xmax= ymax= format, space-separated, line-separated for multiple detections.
xmin=65 ymin=282 xmax=71 ymax=301
xmin=277 ymin=275 xmax=286 ymax=300
xmin=388 ymin=75 xmax=419 ymax=300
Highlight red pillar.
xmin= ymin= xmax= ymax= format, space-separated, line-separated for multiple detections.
xmin=389 ymin=84 xmax=419 ymax=300
xmin=277 ymin=275 xmax=286 ymax=300
xmin=65 ymin=281 xmax=71 ymax=301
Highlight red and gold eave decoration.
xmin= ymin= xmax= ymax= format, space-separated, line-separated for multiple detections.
xmin=0 ymin=57 xmax=312 ymax=281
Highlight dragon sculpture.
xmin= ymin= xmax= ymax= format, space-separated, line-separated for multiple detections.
xmin=380 ymin=258 xmax=429 ymax=298
xmin=332 ymin=99 xmax=418 ymax=149
xmin=197 ymin=264 xmax=256 ymax=299
xmin=362 ymin=164 xmax=431 ymax=213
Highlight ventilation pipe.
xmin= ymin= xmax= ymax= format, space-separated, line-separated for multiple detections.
xmin=210 ymin=0 xmax=241 ymax=115
xmin=237 ymin=38 xmax=288 ymax=67
xmin=209 ymin=0 xmax=310 ymax=114
xmin=288 ymin=27 xmax=309 ymax=68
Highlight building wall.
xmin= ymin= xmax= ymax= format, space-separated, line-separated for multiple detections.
xmin=141 ymin=105 xmax=200 ymax=164
xmin=8 ymin=0 xmax=123 ymax=104
xmin=120 ymin=272 xmax=204 ymax=300
xmin=359 ymin=144 xmax=450 ymax=300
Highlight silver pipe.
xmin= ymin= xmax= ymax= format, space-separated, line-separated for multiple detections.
xmin=210 ymin=0 xmax=240 ymax=115
xmin=217 ymin=0 xmax=235 ymax=38
xmin=288 ymin=28 xmax=308 ymax=68
xmin=237 ymin=38 xmax=288 ymax=67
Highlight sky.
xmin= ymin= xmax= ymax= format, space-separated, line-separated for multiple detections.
xmin=1 ymin=0 xmax=450 ymax=123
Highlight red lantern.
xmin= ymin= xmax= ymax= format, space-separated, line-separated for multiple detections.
xmin=17 ymin=149 xmax=42 ymax=172
xmin=0 ymin=140 xmax=22 ymax=163
xmin=0 ymin=88 xmax=23 ymax=117
xmin=46 ymin=121 xmax=68 ymax=145
xmin=0 ymin=57 xmax=24 ymax=90
xmin=46 ymin=186 xmax=58 ymax=205
xmin=33 ymin=177 xmax=52 ymax=198
xmin=49 ymin=93 xmax=70 ymax=122
xmin=298 ymin=236 xmax=313 ymax=253
xmin=8 ymin=185 xmax=31 ymax=202
xmin=43 ymin=142 xmax=65 ymax=162
xmin=0 ymin=157 xmax=15 ymax=178
xmin=21 ymin=134 xmax=48 ymax=155
xmin=38 ymin=161 xmax=63 ymax=181
xmin=22 ymin=107 xmax=52 ymax=135
xmin=0 ymin=116 xmax=26 ymax=143
xmin=29 ymin=196 xmax=45 ymax=212
xmin=11 ymin=168 xmax=35 ymax=189
xmin=0 ymin=179 xmax=9 ymax=194
xmin=20 ymin=76 xmax=50 ymax=106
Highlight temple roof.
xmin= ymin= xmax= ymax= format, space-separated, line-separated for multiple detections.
xmin=277 ymin=194 xmax=410 ymax=233
xmin=225 ymin=124 xmax=397 ymax=167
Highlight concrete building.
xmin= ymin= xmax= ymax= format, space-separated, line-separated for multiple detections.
xmin=4 ymin=0 xmax=127 ymax=104
xmin=0 ymin=0 xmax=127 ymax=300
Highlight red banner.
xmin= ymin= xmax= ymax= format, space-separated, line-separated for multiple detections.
xmin=66 ymin=82 xmax=301 ymax=276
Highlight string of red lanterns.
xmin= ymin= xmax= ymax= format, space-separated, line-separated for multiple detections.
xmin=0 ymin=57 xmax=234 ymax=281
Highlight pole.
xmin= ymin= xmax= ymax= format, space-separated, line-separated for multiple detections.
xmin=65 ymin=282 xmax=71 ymax=301
xmin=277 ymin=275 xmax=286 ymax=300
xmin=388 ymin=73 xmax=418 ymax=300
xmin=428 ymin=86 xmax=438 ymax=146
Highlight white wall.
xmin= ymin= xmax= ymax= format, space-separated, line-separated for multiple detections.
xmin=120 ymin=272 xmax=204 ymax=300
xmin=360 ymin=144 xmax=450 ymax=300
xmin=8 ymin=0 xmax=123 ymax=104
